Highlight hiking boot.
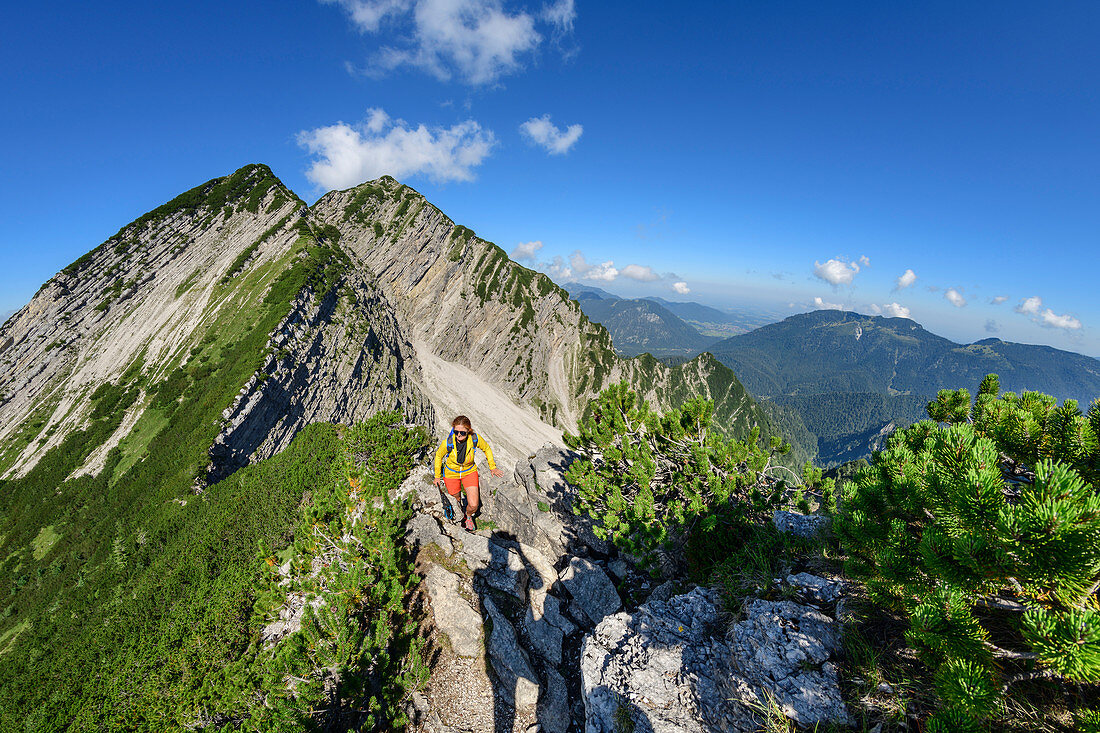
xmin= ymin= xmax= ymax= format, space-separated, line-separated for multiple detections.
xmin=463 ymin=514 xmax=476 ymax=532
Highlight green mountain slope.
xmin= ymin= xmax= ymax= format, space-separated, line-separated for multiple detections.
xmin=573 ymin=295 xmax=720 ymax=356
xmin=0 ymin=165 xmax=434 ymax=729
xmin=707 ymin=310 xmax=1100 ymax=405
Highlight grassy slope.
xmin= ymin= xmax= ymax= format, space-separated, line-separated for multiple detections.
xmin=0 ymin=167 xmax=396 ymax=729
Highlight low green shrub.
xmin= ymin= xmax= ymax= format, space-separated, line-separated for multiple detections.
xmin=837 ymin=374 xmax=1100 ymax=728
xmin=565 ymin=382 xmax=792 ymax=576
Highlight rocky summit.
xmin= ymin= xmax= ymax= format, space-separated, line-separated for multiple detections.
xmin=1 ymin=165 xmax=790 ymax=485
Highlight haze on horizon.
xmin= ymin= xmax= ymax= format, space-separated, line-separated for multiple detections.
xmin=1 ymin=1 xmax=1097 ymax=357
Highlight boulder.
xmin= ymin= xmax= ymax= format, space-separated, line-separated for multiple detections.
xmin=558 ymin=557 xmax=621 ymax=627
xmin=423 ymin=565 xmax=483 ymax=658
xmin=785 ymin=572 xmax=846 ymax=604
xmin=523 ymin=604 xmax=566 ymax=667
xmin=537 ymin=666 xmax=572 ymax=733
xmin=580 ymin=588 xmax=851 ymax=733
xmin=405 ymin=512 xmax=453 ymax=555
xmin=483 ymin=596 xmax=541 ymax=711
xmin=459 ymin=532 xmax=529 ymax=599
xmin=772 ymin=510 xmax=831 ymax=539
xmin=514 ymin=444 xmax=611 ymax=555
xmin=731 ymin=600 xmax=852 ymax=727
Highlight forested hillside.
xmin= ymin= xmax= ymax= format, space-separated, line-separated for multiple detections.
xmin=707 ymin=310 xmax=1100 ymax=404
xmin=573 ymin=294 xmax=719 ymax=356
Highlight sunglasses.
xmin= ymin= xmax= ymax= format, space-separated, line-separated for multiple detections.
xmin=453 ymin=430 xmax=469 ymax=436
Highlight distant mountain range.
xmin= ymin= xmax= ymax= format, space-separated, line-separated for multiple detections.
xmin=703 ymin=310 xmax=1100 ymax=466
xmin=704 ymin=310 xmax=1100 ymax=405
xmin=564 ymin=284 xmax=776 ymax=356
xmin=568 ymin=289 xmax=717 ymax=356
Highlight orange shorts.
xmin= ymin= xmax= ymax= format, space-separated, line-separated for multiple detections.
xmin=443 ymin=471 xmax=478 ymax=496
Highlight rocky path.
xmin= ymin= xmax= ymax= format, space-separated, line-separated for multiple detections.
xmin=395 ymin=445 xmax=855 ymax=733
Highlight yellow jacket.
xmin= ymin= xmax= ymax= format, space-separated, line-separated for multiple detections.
xmin=434 ymin=431 xmax=496 ymax=479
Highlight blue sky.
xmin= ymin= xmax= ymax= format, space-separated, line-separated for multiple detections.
xmin=2 ymin=1 xmax=1098 ymax=355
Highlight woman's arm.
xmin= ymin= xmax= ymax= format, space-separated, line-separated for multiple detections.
xmin=477 ymin=434 xmax=504 ymax=478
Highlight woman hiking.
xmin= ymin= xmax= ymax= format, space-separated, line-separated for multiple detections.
xmin=433 ymin=415 xmax=503 ymax=531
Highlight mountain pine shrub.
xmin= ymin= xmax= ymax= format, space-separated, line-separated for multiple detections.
xmin=837 ymin=374 xmax=1100 ymax=729
xmin=564 ymin=382 xmax=794 ymax=577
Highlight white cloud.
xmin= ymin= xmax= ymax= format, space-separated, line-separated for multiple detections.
xmin=1040 ymin=309 xmax=1082 ymax=330
xmin=812 ymin=258 xmax=860 ymax=286
xmin=813 ymin=296 xmax=846 ymax=311
xmin=882 ymin=302 xmax=911 ymax=319
xmin=510 ymin=240 xmax=542 ymax=262
xmin=1015 ymin=296 xmax=1042 ymax=315
xmin=326 ymin=0 xmax=566 ymax=85
xmin=585 ymin=262 xmax=618 ymax=281
xmin=1011 ymin=295 xmax=1082 ymax=330
xmin=322 ymin=0 xmax=410 ymax=32
xmin=620 ymin=264 xmax=660 ymax=282
xmin=990 ymin=295 xmax=1009 ymax=305
xmin=299 ymin=108 xmax=496 ymax=189
xmin=568 ymin=251 xmax=617 ymax=281
xmin=985 ymin=319 xmax=999 ymax=334
xmin=541 ymin=0 xmax=575 ymax=32
xmin=533 ymin=248 xmax=674 ymax=288
xmin=858 ymin=255 xmax=871 ymax=267
xmin=894 ymin=269 xmax=917 ymax=290
xmin=520 ymin=114 xmax=583 ymax=154
xmin=944 ymin=288 xmax=967 ymax=308
xmin=544 ymin=255 xmax=572 ymax=280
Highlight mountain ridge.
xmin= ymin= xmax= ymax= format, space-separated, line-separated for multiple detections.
xmin=705 ymin=309 xmax=1100 ymax=405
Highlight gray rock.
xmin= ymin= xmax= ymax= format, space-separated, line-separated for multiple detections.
xmin=483 ymin=596 xmax=541 ymax=711
xmin=405 ymin=512 xmax=453 ymax=555
xmin=524 ymin=604 xmax=566 ymax=666
xmin=580 ymin=588 xmax=851 ymax=733
xmin=396 ymin=465 xmax=441 ymax=509
xmin=423 ymin=565 xmax=483 ymax=658
xmin=647 ymin=579 xmax=680 ymax=604
xmin=538 ymin=666 xmax=572 ymax=733
xmin=730 ymin=600 xmax=852 ymax=727
xmin=559 ymin=556 xmax=621 ymax=627
xmin=491 ymin=474 xmax=570 ymax=559
xmin=537 ymin=592 xmax=577 ymax=636
xmin=513 ymin=444 xmax=612 ymax=556
xmin=785 ymin=572 xmax=846 ymax=604
xmin=607 ymin=558 xmax=630 ymax=581
xmin=459 ymin=533 xmax=529 ymax=599
xmin=772 ymin=510 xmax=831 ymax=539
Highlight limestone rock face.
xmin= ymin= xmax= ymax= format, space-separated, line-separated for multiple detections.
xmin=559 ymin=557 xmax=621 ymax=628
xmin=731 ymin=600 xmax=851 ymax=727
xmin=206 ymin=266 xmax=432 ymax=482
xmin=423 ymin=565 xmax=483 ymax=658
xmin=580 ymin=588 xmax=852 ymax=733
xmin=309 ymin=177 xmax=769 ymax=448
xmin=483 ymin=595 xmax=541 ymax=711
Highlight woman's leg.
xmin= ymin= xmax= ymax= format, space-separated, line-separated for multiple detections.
xmin=443 ymin=476 xmax=463 ymax=520
xmin=463 ymin=472 xmax=480 ymax=515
